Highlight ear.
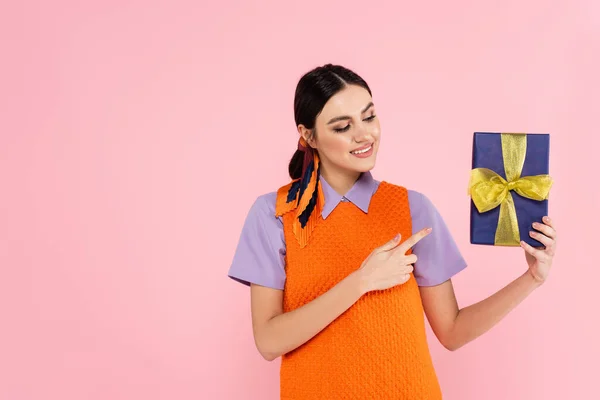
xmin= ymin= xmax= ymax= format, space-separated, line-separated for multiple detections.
xmin=297 ymin=125 xmax=317 ymax=149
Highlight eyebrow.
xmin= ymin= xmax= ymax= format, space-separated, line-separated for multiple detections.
xmin=326 ymin=102 xmax=374 ymax=125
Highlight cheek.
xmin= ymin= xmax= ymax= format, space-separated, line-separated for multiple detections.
xmin=320 ymin=134 xmax=352 ymax=157
xmin=371 ymin=121 xmax=382 ymax=138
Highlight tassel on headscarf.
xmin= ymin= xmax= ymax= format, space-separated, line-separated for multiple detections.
xmin=275 ymin=137 xmax=324 ymax=248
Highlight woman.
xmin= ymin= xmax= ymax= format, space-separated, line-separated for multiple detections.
xmin=227 ymin=64 xmax=557 ymax=399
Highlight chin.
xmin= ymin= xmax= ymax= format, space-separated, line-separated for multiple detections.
xmin=359 ymin=163 xmax=376 ymax=172
xmin=348 ymin=158 xmax=377 ymax=173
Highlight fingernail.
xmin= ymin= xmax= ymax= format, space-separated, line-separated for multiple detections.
xmin=426 ymin=228 xmax=432 ymax=233
xmin=529 ymin=231 xmax=535 ymax=236
xmin=544 ymin=216 xmax=551 ymax=222
xmin=394 ymin=233 xmax=400 ymax=241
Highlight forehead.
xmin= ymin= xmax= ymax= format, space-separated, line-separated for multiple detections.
xmin=319 ymin=85 xmax=373 ymax=118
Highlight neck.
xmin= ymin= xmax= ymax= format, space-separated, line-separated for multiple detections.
xmin=320 ymin=164 xmax=362 ymax=196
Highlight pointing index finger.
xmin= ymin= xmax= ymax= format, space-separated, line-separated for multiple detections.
xmin=396 ymin=227 xmax=432 ymax=254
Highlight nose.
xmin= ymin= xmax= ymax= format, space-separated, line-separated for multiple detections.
xmin=353 ymin=127 xmax=372 ymax=143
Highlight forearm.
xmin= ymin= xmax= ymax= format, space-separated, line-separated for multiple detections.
xmin=448 ymin=271 xmax=542 ymax=350
xmin=257 ymin=271 xmax=363 ymax=360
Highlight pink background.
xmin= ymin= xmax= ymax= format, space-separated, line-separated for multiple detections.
xmin=2 ymin=1 xmax=599 ymax=399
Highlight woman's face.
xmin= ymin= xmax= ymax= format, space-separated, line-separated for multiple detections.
xmin=301 ymin=84 xmax=381 ymax=177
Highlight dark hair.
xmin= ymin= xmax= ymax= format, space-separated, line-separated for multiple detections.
xmin=288 ymin=64 xmax=372 ymax=179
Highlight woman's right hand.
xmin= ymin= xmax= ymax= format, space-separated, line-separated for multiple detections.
xmin=355 ymin=227 xmax=433 ymax=294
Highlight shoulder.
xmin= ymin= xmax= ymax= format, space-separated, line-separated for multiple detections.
xmin=378 ymin=181 xmax=434 ymax=215
xmin=246 ymin=177 xmax=304 ymax=221
xmin=379 ymin=182 xmax=442 ymax=230
xmin=248 ymin=190 xmax=279 ymax=220
xmin=407 ymin=189 xmax=434 ymax=215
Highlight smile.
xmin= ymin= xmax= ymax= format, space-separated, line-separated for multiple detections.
xmin=350 ymin=144 xmax=373 ymax=155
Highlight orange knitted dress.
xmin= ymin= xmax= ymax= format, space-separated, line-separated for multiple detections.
xmin=275 ymin=181 xmax=442 ymax=399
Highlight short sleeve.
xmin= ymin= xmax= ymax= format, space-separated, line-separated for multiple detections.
xmin=227 ymin=192 xmax=287 ymax=290
xmin=408 ymin=190 xmax=467 ymax=287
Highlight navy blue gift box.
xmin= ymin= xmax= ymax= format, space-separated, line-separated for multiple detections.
xmin=469 ymin=132 xmax=552 ymax=248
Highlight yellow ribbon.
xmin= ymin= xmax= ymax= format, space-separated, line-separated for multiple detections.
xmin=468 ymin=133 xmax=553 ymax=246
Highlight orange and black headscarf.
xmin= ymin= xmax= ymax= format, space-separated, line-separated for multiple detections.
xmin=275 ymin=137 xmax=325 ymax=248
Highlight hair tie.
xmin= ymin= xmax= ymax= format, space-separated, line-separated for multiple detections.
xmin=298 ymin=136 xmax=308 ymax=151
xmin=298 ymin=136 xmax=314 ymax=179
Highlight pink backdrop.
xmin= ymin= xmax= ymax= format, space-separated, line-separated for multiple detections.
xmin=2 ymin=1 xmax=598 ymax=399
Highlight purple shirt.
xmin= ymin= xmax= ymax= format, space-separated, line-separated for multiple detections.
xmin=228 ymin=171 xmax=467 ymax=289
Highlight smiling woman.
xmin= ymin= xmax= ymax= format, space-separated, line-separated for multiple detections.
xmin=227 ymin=64 xmax=557 ymax=399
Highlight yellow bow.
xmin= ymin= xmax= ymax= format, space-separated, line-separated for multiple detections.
xmin=468 ymin=133 xmax=553 ymax=246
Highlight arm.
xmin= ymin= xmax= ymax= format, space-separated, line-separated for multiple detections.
xmin=419 ymin=272 xmax=541 ymax=351
xmin=420 ymin=216 xmax=557 ymax=351
xmin=250 ymin=272 xmax=363 ymax=361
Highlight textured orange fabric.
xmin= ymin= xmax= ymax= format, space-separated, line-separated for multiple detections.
xmin=275 ymin=181 xmax=442 ymax=399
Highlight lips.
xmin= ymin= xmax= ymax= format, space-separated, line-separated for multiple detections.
xmin=350 ymin=142 xmax=374 ymax=154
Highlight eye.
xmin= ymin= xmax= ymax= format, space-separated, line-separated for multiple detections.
xmin=333 ymin=125 xmax=350 ymax=133
xmin=364 ymin=114 xmax=376 ymax=121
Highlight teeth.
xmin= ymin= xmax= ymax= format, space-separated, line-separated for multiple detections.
xmin=351 ymin=145 xmax=372 ymax=155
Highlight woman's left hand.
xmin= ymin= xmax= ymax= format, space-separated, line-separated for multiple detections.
xmin=520 ymin=216 xmax=557 ymax=284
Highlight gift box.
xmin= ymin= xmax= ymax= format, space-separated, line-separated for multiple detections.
xmin=468 ymin=132 xmax=553 ymax=247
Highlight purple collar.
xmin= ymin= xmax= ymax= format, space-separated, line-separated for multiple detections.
xmin=319 ymin=171 xmax=380 ymax=219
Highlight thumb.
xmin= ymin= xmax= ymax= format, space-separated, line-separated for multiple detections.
xmin=377 ymin=233 xmax=401 ymax=253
